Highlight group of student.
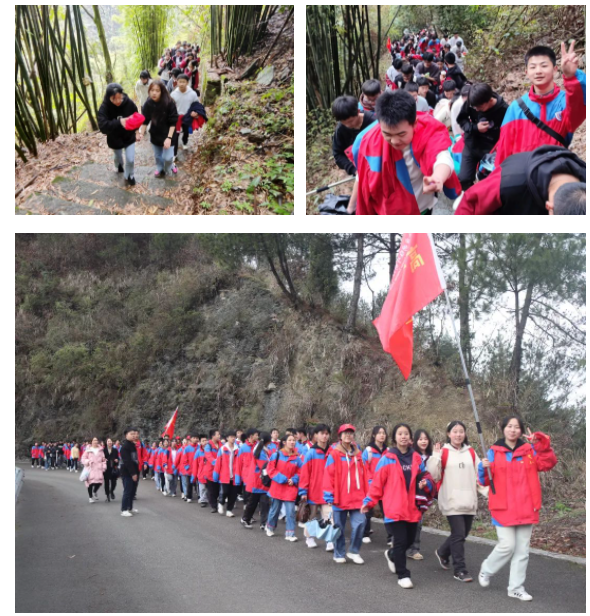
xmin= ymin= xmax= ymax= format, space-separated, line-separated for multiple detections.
xmin=40 ymin=414 xmax=558 ymax=600
xmin=30 ymin=441 xmax=82 ymax=471
xmin=97 ymin=40 xmax=207 ymax=188
xmin=331 ymin=26 xmax=586 ymax=215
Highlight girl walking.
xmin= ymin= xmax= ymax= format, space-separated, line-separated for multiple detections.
xmin=407 ymin=429 xmax=433 ymax=559
xmin=361 ymin=426 xmax=388 ymax=544
xmin=81 ymin=437 xmax=107 ymax=503
xmin=135 ymin=71 xmax=152 ymax=107
xmin=103 ymin=438 xmax=120 ymax=502
xmin=241 ymin=432 xmax=272 ymax=530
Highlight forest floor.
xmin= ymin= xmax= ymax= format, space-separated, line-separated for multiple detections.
xmin=15 ymin=11 xmax=294 ymax=215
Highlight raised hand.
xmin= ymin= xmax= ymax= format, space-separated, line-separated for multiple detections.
xmin=561 ymin=40 xmax=579 ymax=79
xmin=434 ymin=442 xmax=442 ymax=454
xmin=523 ymin=428 xmax=538 ymax=444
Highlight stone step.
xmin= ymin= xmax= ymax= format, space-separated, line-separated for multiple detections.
xmin=16 ymin=194 xmax=114 ymax=215
xmin=74 ymin=164 xmax=187 ymax=194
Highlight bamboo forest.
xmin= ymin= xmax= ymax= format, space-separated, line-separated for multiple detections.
xmin=306 ymin=5 xmax=586 ymax=216
xmin=15 ymin=5 xmax=294 ymax=215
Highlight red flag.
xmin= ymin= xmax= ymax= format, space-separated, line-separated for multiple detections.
xmin=373 ymin=234 xmax=445 ymax=379
xmin=387 ymin=37 xmax=392 ymax=54
xmin=161 ymin=407 xmax=178 ymax=438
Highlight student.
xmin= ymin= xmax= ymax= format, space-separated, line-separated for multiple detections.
xmin=179 ymin=436 xmax=198 ymax=502
xmin=444 ymin=53 xmax=467 ymax=90
xmin=494 ymin=42 xmax=586 ymax=165
xmin=323 ymin=424 xmax=368 ymax=564
xmin=70 ymin=443 xmax=79 ymax=472
xmin=415 ymin=53 xmax=440 ymax=88
xmin=295 ymin=427 xmax=309 ymax=457
xmin=406 ymin=83 xmax=430 ymax=112
xmin=349 ymin=89 xmax=461 ymax=215
xmin=451 ymin=84 xmax=471 ymax=137
xmin=456 ymin=82 xmax=508 ymax=191
xmin=214 ymin=430 xmax=240 ymax=517
xmin=427 ymin=421 xmax=486 ymax=583
xmin=394 ymin=64 xmax=415 ymax=90
xmin=135 ymin=71 xmax=152 ymax=107
xmin=359 ymin=79 xmax=382 ymax=112
xmin=331 ymin=96 xmax=375 ymax=177
xmin=81 ymin=437 xmax=107 ymax=504
xmin=478 ymin=416 xmax=557 ymax=601
xmin=187 ymin=60 xmax=200 ymax=92
xmin=452 ymin=41 xmax=468 ymax=72
xmin=241 ymin=432 xmax=272 ymax=530
xmin=416 ymin=79 xmax=437 ymax=109
xmin=97 ymin=83 xmax=139 ymax=186
xmin=268 ymin=428 xmax=281 ymax=454
xmin=299 ymin=424 xmax=334 ymax=550
xmin=433 ymin=80 xmax=458 ymax=130
xmin=166 ymin=68 xmax=182 ymax=94
xmin=31 ymin=442 xmax=39 ymax=468
xmin=171 ymin=73 xmax=200 ymax=155
xmin=361 ymin=423 xmax=433 ymax=588
xmin=386 ymin=59 xmax=404 ymax=90
xmin=407 ymin=430 xmax=433 ymax=559
xmin=235 ymin=428 xmax=260 ymax=508
xmin=204 ymin=429 xmax=222 ymax=512
xmin=159 ymin=52 xmax=174 ymax=85
xmin=119 ymin=428 xmax=140 ymax=517
xmin=265 ymin=434 xmax=302 ymax=541
xmin=155 ymin=440 xmax=167 ymax=494
xmin=103 ymin=438 xmax=120 ymax=502
xmin=361 ymin=426 xmax=388 ymax=544
xmin=139 ymin=81 xmax=179 ymax=179
xmin=192 ymin=434 xmax=209 ymax=506
xmin=455 ymin=145 xmax=586 ymax=215
xmin=165 ymin=439 xmax=179 ymax=497
xmin=449 ymin=33 xmax=464 ymax=49
xmin=551 ymin=182 xmax=586 ymax=214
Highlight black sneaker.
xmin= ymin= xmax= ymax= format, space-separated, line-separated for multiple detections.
xmin=210 ymin=508 xmax=217 ymax=514
xmin=435 ymin=549 xmax=450 ymax=570
xmin=126 ymin=177 xmax=136 ymax=186
xmin=241 ymin=518 xmax=253 ymax=529
xmin=260 ymin=524 xmax=266 ymax=531
xmin=200 ymin=502 xmax=208 ymax=508
xmin=454 ymin=571 xmax=473 ymax=583
xmin=117 ymin=164 xmax=124 ymax=173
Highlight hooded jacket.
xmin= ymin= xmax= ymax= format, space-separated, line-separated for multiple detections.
xmin=203 ymin=440 xmax=220 ymax=482
xmin=267 ymin=448 xmax=302 ymax=501
xmin=213 ymin=442 xmax=239 ymax=483
xmin=141 ymin=97 xmax=179 ymax=147
xmin=457 ymin=93 xmax=508 ymax=151
xmin=248 ymin=445 xmax=271 ymax=494
xmin=178 ymin=443 xmax=197 ymax=476
xmin=97 ymin=85 xmax=138 ymax=150
xmin=478 ymin=432 xmax=557 ymax=526
xmin=362 ymin=443 xmax=386 ymax=484
xmin=363 ymin=449 xmax=433 ymax=522
xmin=235 ymin=441 xmax=256 ymax=488
xmin=323 ymin=442 xmax=368 ymax=511
xmin=180 ymin=101 xmax=208 ymax=132
xmin=31 ymin=445 xmax=39 ymax=459
xmin=456 ymin=145 xmax=586 ymax=215
xmin=298 ymin=444 xmax=330 ymax=505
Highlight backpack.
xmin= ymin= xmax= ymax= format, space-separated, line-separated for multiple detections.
xmin=437 ymin=446 xmax=476 ymax=491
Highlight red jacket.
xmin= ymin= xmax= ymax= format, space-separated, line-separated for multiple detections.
xmin=148 ymin=447 xmax=158 ymax=468
xmin=363 ymin=450 xmax=433 ymax=523
xmin=178 ymin=443 xmax=197 ymax=476
xmin=362 ymin=444 xmax=386 ymax=484
xmin=159 ymin=448 xmax=172 ymax=473
xmin=248 ymin=447 xmax=272 ymax=494
xmin=298 ymin=444 xmax=329 ymax=505
xmin=31 ymin=446 xmax=39 ymax=458
xmin=213 ymin=443 xmax=239 ymax=483
xmin=323 ymin=444 xmax=368 ymax=510
xmin=203 ymin=440 xmax=220 ymax=482
xmin=267 ymin=449 xmax=302 ymax=501
xmin=479 ymin=432 xmax=557 ymax=526
xmin=235 ymin=441 xmax=256 ymax=489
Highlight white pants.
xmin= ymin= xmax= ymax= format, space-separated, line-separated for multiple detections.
xmin=481 ymin=524 xmax=533 ymax=593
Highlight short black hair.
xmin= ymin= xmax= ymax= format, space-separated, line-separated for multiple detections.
xmin=296 ymin=426 xmax=307 ymax=435
xmin=445 ymin=52 xmax=456 ymax=64
xmin=525 ymin=46 xmax=557 ymax=67
xmin=416 ymin=77 xmax=429 ymax=87
xmin=246 ymin=427 xmax=260 ymax=438
xmin=444 ymin=44 xmax=451 ymax=50
xmin=393 ymin=58 xmax=403 ymax=70
xmin=332 ymin=95 xmax=359 ymax=121
xmin=209 ymin=428 xmax=219 ymax=438
xmin=176 ymin=73 xmax=189 ymax=82
xmin=553 ymin=182 xmax=586 ymax=215
xmin=124 ymin=427 xmax=138 ymax=435
xmin=401 ymin=63 xmax=414 ymax=76
xmin=456 ymin=41 xmax=463 ymax=48
xmin=422 ymin=52 xmax=434 ymax=63
xmin=171 ymin=68 xmax=182 ymax=78
xmin=362 ymin=79 xmax=382 ymax=96
xmin=469 ymin=82 xmax=494 ymax=107
xmin=443 ymin=79 xmax=457 ymax=93
xmin=312 ymin=423 xmax=331 ymax=435
xmin=405 ymin=82 xmax=419 ymax=93
xmin=461 ymin=84 xmax=472 ymax=97
xmin=226 ymin=430 xmax=237 ymax=438
xmin=376 ymin=89 xmax=417 ymax=127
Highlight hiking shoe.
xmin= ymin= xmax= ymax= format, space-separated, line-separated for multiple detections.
xmin=508 ymin=590 xmax=533 ymax=602
xmin=398 ymin=577 xmax=414 ymax=589
xmin=326 ymin=542 xmax=334 ymax=552
xmin=384 ymin=550 xmax=396 ymax=574
xmin=306 ymin=537 xmax=318 ymax=549
xmin=241 ymin=519 xmax=253 ymax=529
xmin=333 ymin=557 xmax=346 ymax=564
xmin=126 ymin=177 xmax=136 ymax=186
xmin=454 ymin=571 xmax=473 ymax=583
xmin=117 ymin=164 xmax=124 ymax=173
xmin=346 ymin=553 xmax=364 ymax=565
xmin=362 ymin=536 xmax=372 ymax=544
xmin=478 ymin=570 xmax=491 ymax=588
xmin=121 ymin=511 xmax=133 ymax=517
xmin=435 ymin=549 xmax=450 ymax=570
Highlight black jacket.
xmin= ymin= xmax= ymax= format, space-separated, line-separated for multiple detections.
xmin=332 ymin=111 xmax=375 ymax=176
xmin=445 ymin=65 xmax=467 ymax=91
xmin=97 ymin=94 xmax=138 ymax=150
xmin=457 ymin=93 xmax=508 ymax=152
xmin=141 ymin=98 xmax=179 ymax=147
xmin=499 ymin=145 xmax=586 ymax=215
xmin=103 ymin=446 xmax=120 ymax=476
xmin=120 ymin=439 xmax=139 ymax=478
xmin=181 ymin=101 xmax=208 ymax=129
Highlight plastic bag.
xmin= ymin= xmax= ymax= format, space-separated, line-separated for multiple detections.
xmin=318 ymin=194 xmax=351 ymax=215
xmin=79 ymin=466 xmax=90 ymax=482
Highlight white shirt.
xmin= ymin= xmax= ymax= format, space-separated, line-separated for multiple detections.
xmin=386 ymin=66 xmax=400 ymax=87
xmin=171 ymin=87 xmax=200 ymax=115
xmin=451 ymin=97 xmax=465 ymax=137
xmin=449 ymin=36 xmax=463 ymax=48
xmin=135 ymin=79 xmax=152 ymax=107
xmin=416 ymin=96 xmax=430 ymax=112
xmin=403 ymin=146 xmax=453 ymax=213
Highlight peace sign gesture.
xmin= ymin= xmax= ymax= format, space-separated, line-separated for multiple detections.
xmin=523 ymin=428 xmax=538 ymax=444
xmin=561 ymin=40 xmax=579 ymax=79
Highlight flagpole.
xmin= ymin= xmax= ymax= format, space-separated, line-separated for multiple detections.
xmin=442 ymin=288 xmax=495 ymax=494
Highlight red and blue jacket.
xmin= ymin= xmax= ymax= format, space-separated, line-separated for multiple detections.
xmin=179 ymin=443 xmax=197 ymax=476
xmin=363 ymin=449 xmax=433 ymax=523
xmin=37 ymin=445 xmax=45 ymax=459
xmin=295 ymin=441 xmax=310 ymax=458
xmin=352 ymin=114 xmax=462 ymax=215
xmin=62 ymin=444 xmax=70 ymax=459
xmin=268 ymin=441 xmax=280 ymax=455
xmin=298 ymin=444 xmax=329 ymax=505
xmin=158 ymin=448 xmax=171 ymax=473
xmin=248 ymin=447 xmax=272 ymax=494
xmin=148 ymin=447 xmax=158 ymax=469
xmin=203 ymin=440 xmax=220 ymax=482
xmin=167 ymin=448 xmax=180 ymax=475
xmin=191 ymin=445 xmax=206 ymax=483
xmin=323 ymin=443 xmax=368 ymax=511
xmin=478 ymin=432 xmax=557 ymax=527
xmin=494 ymin=72 xmax=586 ymax=166
xmin=213 ymin=443 xmax=239 ymax=483
xmin=235 ymin=441 xmax=256 ymax=488
xmin=362 ymin=444 xmax=386 ymax=485
xmin=267 ymin=449 xmax=302 ymax=501
xmin=31 ymin=445 xmax=39 ymax=458
xmin=155 ymin=447 xmax=165 ymax=473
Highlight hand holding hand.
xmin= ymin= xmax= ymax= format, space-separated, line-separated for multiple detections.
xmin=561 ymin=40 xmax=579 ymax=79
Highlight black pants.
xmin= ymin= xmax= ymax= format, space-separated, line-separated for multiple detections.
xmin=32 ymin=458 xmax=40 ymax=467
xmin=173 ymin=125 xmax=190 ymax=156
xmin=142 ymin=465 xmax=149 ymax=479
xmin=104 ymin=474 xmax=117 ymax=497
xmin=385 ymin=521 xmax=418 ymax=579
xmin=438 ymin=514 xmax=474 ymax=574
xmin=71 ymin=459 xmax=78 ymax=471
xmin=364 ymin=501 xmax=392 ymax=542
xmin=87 ymin=483 xmax=101 ymax=498
xmin=132 ymin=478 xmax=138 ymax=501
xmin=458 ymin=144 xmax=489 ymax=192
xmin=122 ymin=475 xmax=134 ymax=511
xmin=220 ymin=482 xmax=239 ymax=511
xmin=207 ymin=480 xmax=221 ymax=510
xmin=243 ymin=492 xmax=270 ymax=525
xmin=159 ymin=472 xmax=166 ymax=491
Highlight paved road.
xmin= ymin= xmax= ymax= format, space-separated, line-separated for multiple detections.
xmin=16 ymin=463 xmax=585 ymax=613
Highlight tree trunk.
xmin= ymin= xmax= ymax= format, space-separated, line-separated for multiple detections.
xmin=93 ymin=6 xmax=114 ymax=84
xmin=388 ymin=233 xmax=398 ymax=280
xmin=346 ymin=234 xmax=364 ymax=331
xmin=509 ymin=280 xmax=534 ymax=409
xmin=457 ymin=234 xmax=472 ymax=371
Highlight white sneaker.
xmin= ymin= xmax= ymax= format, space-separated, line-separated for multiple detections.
xmin=326 ymin=542 xmax=335 ymax=552
xmin=508 ymin=590 xmax=533 ymax=602
xmin=306 ymin=537 xmax=318 ymax=549
xmin=346 ymin=553 xmax=364 ymax=565
xmin=32 ymin=465 xmax=34 ymax=468
xmin=218 ymin=504 xmax=226 ymax=515
xmin=237 ymin=495 xmax=244 ymax=501
xmin=362 ymin=536 xmax=372 ymax=544
xmin=298 ymin=522 xmax=306 ymax=529
xmin=162 ymin=491 xmax=168 ymax=496
xmin=75 ymin=470 xmax=78 ymax=473
xmin=89 ymin=498 xmax=94 ymax=504
xmin=278 ymin=513 xmax=286 ymax=520
xmin=285 ymin=536 xmax=298 ymax=542
xmin=384 ymin=550 xmax=396 ymax=574
xmin=182 ymin=144 xmax=189 ymax=151
xmin=172 ymin=494 xmax=176 ymax=497
xmin=333 ymin=557 xmax=346 ymax=564
xmin=226 ymin=510 xmax=235 ymax=518
xmin=121 ymin=511 xmax=133 ymax=517
xmin=182 ymin=494 xmax=186 ymax=500
xmin=265 ymin=528 xmax=275 ymax=537
xmin=398 ymin=577 xmax=414 ymax=589
xmin=186 ymin=499 xmax=192 ymax=503
xmin=93 ymin=495 xmax=99 ymax=501
xmin=131 ymin=508 xmax=139 ymax=514
xmin=478 ymin=570 xmax=491 ymax=588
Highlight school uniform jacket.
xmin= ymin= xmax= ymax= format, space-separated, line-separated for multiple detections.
xmin=31 ymin=446 xmax=39 ymax=459
xmin=203 ymin=441 xmax=220 ymax=482
xmin=148 ymin=447 xmax=158 ymax=469
xmin=179 ymin=443 xmax=197 ymax=476
xmin=362 ymin=444 xmax=386 ymax=484
xmin=191 ymin=445 xmax=206 ymax=483
xmin=364 ymin=450 xmax=433 ymax=523
xmin=267 ymin=449 xmax=302 ymax=502
xmin=298 ymin=444 xmax=329 ymax=505
xmin=323 ymin=443 xmax=368 ymax=511
xmin=37 ymin=445 xmax=45 ymax=459
xmin=213 ymin=443 xmax=239 ymax=483
xmin=248 ymin=448 xmax=271 ymax=494
xmin=235 ymin=441 xmax=256 ymax=488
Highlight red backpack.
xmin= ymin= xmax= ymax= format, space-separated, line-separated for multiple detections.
xmin=437 ymin=446 xmax=476 ymax=491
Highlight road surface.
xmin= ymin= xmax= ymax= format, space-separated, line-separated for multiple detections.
xmin=16 ymin=463 xmax=585 ymax=613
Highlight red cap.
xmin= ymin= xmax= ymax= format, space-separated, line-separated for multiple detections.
xmin=125 ymin=112 xmax=145 ymax=131
xmin=338 ymin=423 xmax=356 ymax=435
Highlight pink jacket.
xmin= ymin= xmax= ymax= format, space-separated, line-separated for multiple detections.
xmin=81 ymin=448 xmax=107 ymax=487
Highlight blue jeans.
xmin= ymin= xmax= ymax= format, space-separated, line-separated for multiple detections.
xmin=151 ymin=142 xmax=174 ymax=174
xmin=154 ymin=471 xmax=162 ymax=490
xmin=198 ymin=482 xmax=208 ymax=503
xmin=113 ymin=143 xmax=135 ymax=180
xmin=121 ymin=475 xmax=135 ymax=512
xmin=181 ymin=475 xmax=193 ymax=500
xmin=267 ymin=499 xmax=296 ymax=536
xmin=332 ymin=509 xmax=366 ymax=558
xmin=165 ymin=473 xmax=177 ymax=496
